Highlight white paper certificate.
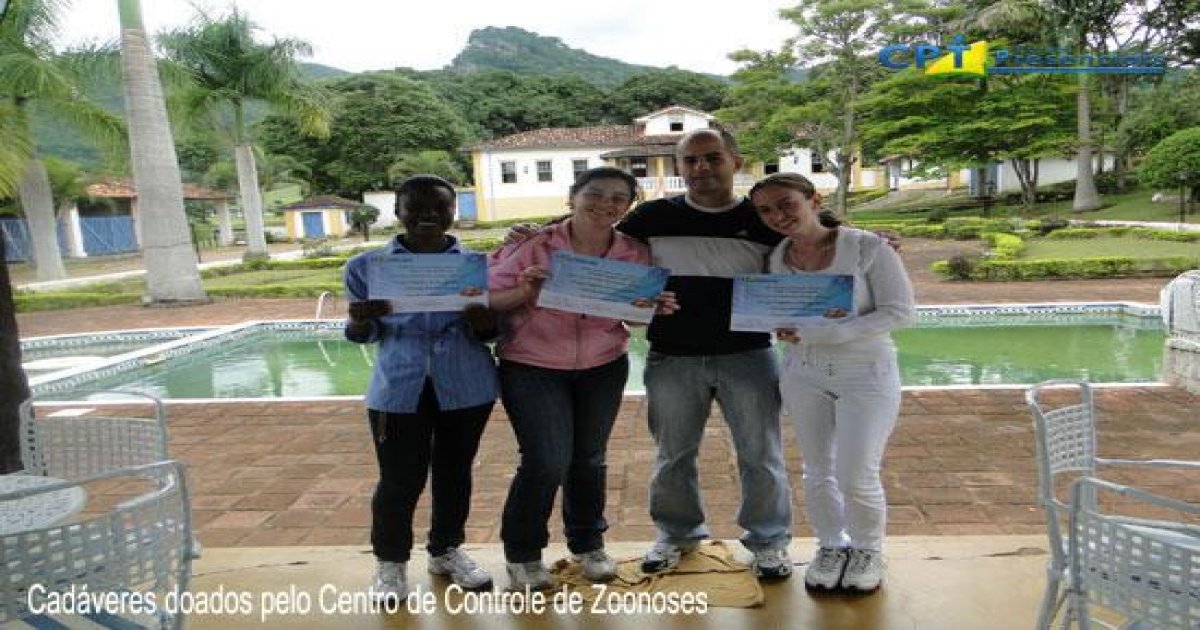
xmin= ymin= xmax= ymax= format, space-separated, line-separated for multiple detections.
xmin=536 ymin=251 xmax=670 ymax=324
xmin=367 ymin=252 xmax=487 ymax=312
xmin=730 ymin=274 xmax=855 ymax=332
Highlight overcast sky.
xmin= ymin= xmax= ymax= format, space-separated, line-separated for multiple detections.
xmin=57 ymin=0 xmax=799 ymax=76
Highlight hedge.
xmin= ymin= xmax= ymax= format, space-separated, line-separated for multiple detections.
xmin=205 ymin=283 xmax=343 ymax=299
xmin=15 ymin=292 xmax=142 ymax=312
xmin=1045 ymin=227 xmax=1200 ymax=242
xmin=984 ymin=232 xmax=1025 ymax=260
xmin=932 ymin=255 xmax=1199 ymax=280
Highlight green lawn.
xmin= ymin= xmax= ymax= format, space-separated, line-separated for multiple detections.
xmin=852 ymin=188 xmax=1199 ymax=224
xmin=1022 ymin=237 xmax=1200 ymax=259
xmin=202 ymin=268 xmax=342 ymax=289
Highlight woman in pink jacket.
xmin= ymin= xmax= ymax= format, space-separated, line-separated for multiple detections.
xmin=489 ymin=167 xmax=676 ymax=590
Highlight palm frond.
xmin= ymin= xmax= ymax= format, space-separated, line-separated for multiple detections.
xmin=0 ymin=101 xmax=33 ymax=197
xmin=0 ymin=50 xmax=73 ymax=99
xmin=37 ymin=95 xmax=127 ymax=162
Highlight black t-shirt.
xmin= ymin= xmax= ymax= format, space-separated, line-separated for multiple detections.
xmin=618 ymin=195 xmax=783 ymax=356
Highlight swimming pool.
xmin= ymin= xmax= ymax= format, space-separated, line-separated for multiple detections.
xmin=26 ymin=303 xmax=1163 ymax=400
xmin=20 ymin=328 xmax=212 ymax=378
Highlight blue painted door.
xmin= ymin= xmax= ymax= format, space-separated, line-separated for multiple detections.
xmin=302 ymin=212 xmax=325 ymax=237
xmin=456 ymin=190 xmax=477 ymax=221
xmin=80 ymin=216 xmax=136 ymax=255
xmin=0 ymin=218 xmax=30 ymax=262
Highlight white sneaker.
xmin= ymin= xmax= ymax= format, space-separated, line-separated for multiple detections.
xmin=752 ymin=547 xmax=793 ymax=580
xmin=574 ymin=549 xmax=618 ymax=582
xmin=640 ymin=541 xmax=697 ymax=574
xmin=370 ymin=560 xmax=407 ymax=601
xmin=506 ymin=561 xmax=554 ymax=591
xmin=429 ymin=547 xmax=493 ymax=591
xmin=805 ymin=547 xmax=848 ymax=590
xmin=840 ymin=548 xmax=885 ymax=592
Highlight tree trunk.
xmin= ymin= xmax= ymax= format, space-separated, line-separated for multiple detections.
xmin=235 ymin=143 xmax=269 ymax=259
xmin=18 ymin=158 xmax=67 ymax=281
xmin=1072 ymin=73 xmax=1102 ymax=212
xmin=1012 ymin=159 xmax=1037 ymax=208
xmin=215 ymin=201 xmax=234 ymax=246
xmin=118 ymin=0 xmax=209 ymax=304
xmin=0 ymin=235 xmax=29 ymax=474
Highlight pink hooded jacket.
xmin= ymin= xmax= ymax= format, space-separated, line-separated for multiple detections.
xmin=488 ymin=220 xmax=652 ymax=370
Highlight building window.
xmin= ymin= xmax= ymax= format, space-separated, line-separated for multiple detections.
xmin=537 ymin=160 xmax=553 ymax=183
xmin=572 ymin=159 xmax=589 ymax=181
xmin=811 ymin=152 xmax=825 ymax=173
xmin=500 ymin=161 xmax=516 ymax=183
xmin=669 ymin=114 xmax=684 ymax=132
xmin=764 ymin=163 xmax=780 ymax=175
xmin=630 ymin=158 xmax=648 ymax=178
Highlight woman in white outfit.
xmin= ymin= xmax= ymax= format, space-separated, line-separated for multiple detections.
xmin=748 ymin=173 xmax=914 ymax=593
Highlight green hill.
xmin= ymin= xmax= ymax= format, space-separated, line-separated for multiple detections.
xmin=448 ymin=26 xmax=723 ymax=87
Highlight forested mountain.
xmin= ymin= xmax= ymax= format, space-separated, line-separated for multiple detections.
xmin=448 ymin=26 xmax=721 ymax=87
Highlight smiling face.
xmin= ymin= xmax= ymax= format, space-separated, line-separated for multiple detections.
xmin=676 ymin=131 xmax=743 ymax=203
xmin=569 ymin=176 xmax=635 ymax=229
xmin=398 ymin=186 xmax=455 ymax=238
xmin=750 ymin=184 xmax=822 ymax=236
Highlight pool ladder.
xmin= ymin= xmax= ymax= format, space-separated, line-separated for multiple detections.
xmin=315 ymin=291 xmax=338 ymax=319
xmin=314 ymin=291 xmax=374 ymax=368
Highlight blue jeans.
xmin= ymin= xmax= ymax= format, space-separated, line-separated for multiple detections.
xmin=645 ymin=348 xmax=792 ymax=551
xmin=499 ymin=356 xmax=629 ymax=562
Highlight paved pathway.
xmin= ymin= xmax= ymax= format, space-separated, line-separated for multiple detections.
xmin=44 ymin=386 xmax=1197 ymax=549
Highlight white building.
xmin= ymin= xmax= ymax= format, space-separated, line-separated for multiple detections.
xmin=465 ymin=106 xmax=875 ymax=222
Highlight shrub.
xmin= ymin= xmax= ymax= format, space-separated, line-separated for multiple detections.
xmin=1036 ymin=217 xmax=1071 ymax=235
xmin=943 ymin=255 xmax=978 ymax=280
xmin=301 ymin=239 xmax=335 ymax=259
xmin=926 ymin=207 xmax=950 ymax=223
xmin=897 ymin=224 xmax=946 ymax=238
xmin=984 ymin=232 xmax=1025 ymax=260
xmin=933 ymin=255 xmax=1199 ymax=280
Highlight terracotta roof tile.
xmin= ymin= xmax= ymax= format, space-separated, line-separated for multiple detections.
xmin=85 ymin=178 xmax=233 ymax=200
xmin=468 ymin=125 xmax=638 ymax=151
xmin=279 ymin=195 xmax=365 ymax=211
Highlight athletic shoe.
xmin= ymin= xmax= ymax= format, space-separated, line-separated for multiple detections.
xmin=805 ymin=547 xmax=848 ymax=590
xmin=574 ymin=548 xmax=618 ymax=582
xmin=752 ymin=547 xmax=793 ymax=580
xmin=369 ymin=560 xmax=407 ymax=601
xmin=840 ymin=548 xmax=885 ymax=592
xmin=640 ymin=541 xmax=697 ymax=574
xmin=506 ymin=561 xmax=554 ymax=591
xmin=428 ymin=547 xmax=493 ymax=591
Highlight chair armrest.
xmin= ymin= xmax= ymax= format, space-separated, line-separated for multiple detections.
xmin=1096 ymin=457 xmax=1200 ymax=470
xmin=1071 ymin=476 xmax=1200 ymax=517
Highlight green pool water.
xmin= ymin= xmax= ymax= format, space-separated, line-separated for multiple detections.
xmin=60 ymin=320 xmax=1165 ymax=399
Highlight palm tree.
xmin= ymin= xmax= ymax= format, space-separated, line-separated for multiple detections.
xmin=160 ymin=8 xmax=330 ymax=260
xmin=0 ymin=104 xmax=29 ymax=474
xmin=116 ymin=0 xmax=207 ymax=303
xmin=0 ymin=0 xmax=125 ymax=281
xmin=973 ymin=0 xmax=1122 ymax=213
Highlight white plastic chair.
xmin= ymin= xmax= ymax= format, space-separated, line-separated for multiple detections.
xmin=0 ymin=460 xmax=193 ymax=628
xmin=1026 ymin=380 xmax=1200 ymax=629
xmin=1066 ymin=476 xmax=1200 ymax=629
xmin=19 ymin=390 xmax=170 ymax=480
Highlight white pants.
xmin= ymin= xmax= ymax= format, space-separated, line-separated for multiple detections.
xmin=781 ymin=349 xmax=901 ymax=551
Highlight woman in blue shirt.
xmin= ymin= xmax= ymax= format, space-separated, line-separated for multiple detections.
xmin=344 ymin=175 xmax=500 ymax=599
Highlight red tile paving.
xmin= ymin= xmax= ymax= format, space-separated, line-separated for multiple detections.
xmin=27 ymin=387 xmax=1192 ymax=549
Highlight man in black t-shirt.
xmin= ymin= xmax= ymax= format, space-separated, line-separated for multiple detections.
xmin=619 ymin=129 xmax=793 ymax=580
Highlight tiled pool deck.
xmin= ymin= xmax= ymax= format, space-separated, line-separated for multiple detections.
xmin=16 ymin=274 xmax=1198 ymax=550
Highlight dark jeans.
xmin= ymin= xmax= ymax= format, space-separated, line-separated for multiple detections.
xmin=499 ymin=355 xmax=629 ymax=563
xmin=368 ymin=379 xmax=493 ymax=562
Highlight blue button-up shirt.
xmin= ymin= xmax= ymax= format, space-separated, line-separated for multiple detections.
xmin=343 ymin=236 xmax=499 ymax=413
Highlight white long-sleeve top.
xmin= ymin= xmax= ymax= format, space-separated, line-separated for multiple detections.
xmin=766 ymin=227 xmax=915 ymax=360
